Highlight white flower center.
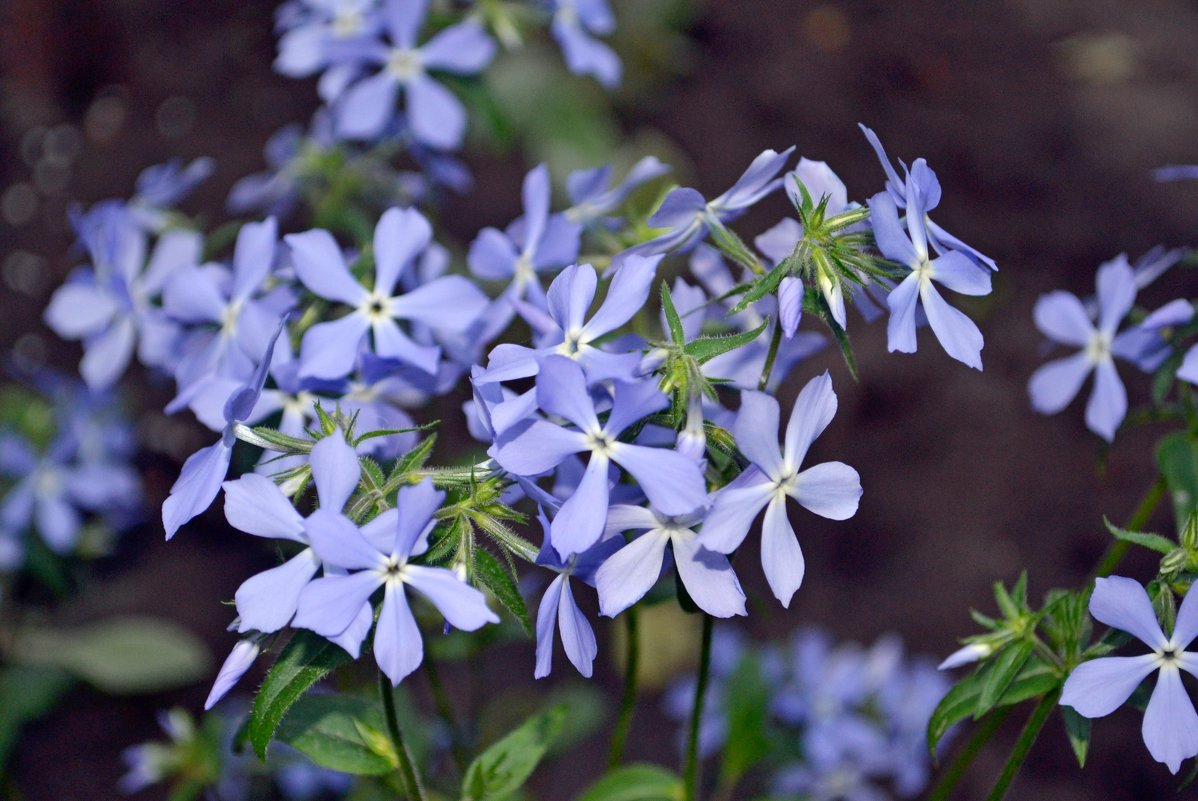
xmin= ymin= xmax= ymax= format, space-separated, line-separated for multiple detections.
xmin=1085 ymin=331 xmax=1112 ymax=363
xmin=360 ymin=292 xmax=392 ymax=323
xmin=332 ymin=7 xmax=364 ymax=37
xmin=387 ymin=48 xmax=424 ymax=81
xmin=556 ymin=329 xmax=586 ymax=358
xmin=585 ymin=432 xmax=615 ymax=457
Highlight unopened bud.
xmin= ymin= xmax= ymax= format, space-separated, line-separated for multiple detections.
xmin=1161 ymin=547 xmax=1188 ymax=577
xmin=937 ymin=642 xmax=993 ymax=671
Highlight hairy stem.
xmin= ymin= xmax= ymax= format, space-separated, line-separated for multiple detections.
xmin=380 ymin=670 xmax=426 ymax=801
xmin=984 ymin=690 xmax=1060 ymax=801
xmin=684 ymin=615 xmax=715 ymax=801
xmin=608 ymin=606 xmax=640 ymax=768
xmin=758 ymin=317 xmax=783 ymax=392
xmin=1093 ymin=475 xmax=1167 ymax=579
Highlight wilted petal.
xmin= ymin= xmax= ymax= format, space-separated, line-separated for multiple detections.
xmin=1028 ymin=352 xmax=1092 ymax=415
xmin=404 ymin=565 xmax=498 ymax=630
xmin=595 ymin=529 xmax=669 ymax=617
xmin=761 ymin=496 xmax=805 ymax=607
xmin=1090 ymin=576 xmax=1168 ymax=648
xmin=235 ymin=548 xmax=321 ymax=633
xmin=204 ymin=640 xmax=260 ymax=710
xmin=223 ymin=474 xmax=305 ymax=541
xmin=1085 ymin=359 xmax=1126 ymax=442
xmin=374 ymin=582 xmax=424 ymax=685
xmin=789 ymin=461 xmax=861 ymax=520
xmin=1143 ymin=666 xmax=1198 ymax=774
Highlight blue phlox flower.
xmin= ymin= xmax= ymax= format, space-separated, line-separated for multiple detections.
xmin=294 ymin=478 xmax=499 ymax=684
xmin=222 ymin=434 xmax=372 ymax=643
xmin=163 ymin=218 xmax=293 ymax=405
xmin=859 ymin=124 xmax=996 ymax=272
xmin=551 ymin=0 xmax=620 ymax=88
xmin=228 ymin=125 xmax=306 ymax=218
xmin=868 ymin=175 xmax=991 ymax=370
xmin=595 ymin=504 xmax=746 ymax=619
xmin=162 ymin=315 xmax=289 ymax=539
xmin=476 ymin=255 xmax=659 ymax=384
xmin=274 ymin=0 xmax=382 ymax=83
xmin=468 ymin=164 xmax=582 ymax=341
xmin=699 ymin=373 xmax=861 ymax=606
xmin=333 ymin=0 xmax=496 ymax=147
xmin=1109 ymin=297 xmax=1193 ymax=373
xmin=288 ymin=207 xmax=487 ymax=379
xmin=494 ymin=355 xmax=709 ymax=558
xmin=130 ymin=157 xmax=215 ymax=231
xmin=532 ymin=508 xmax=619 ymax=678
xmin=565 ymin=156 xmax=669 ymax=228
xmin=1155 ymin=165 xmax=1198 ymax=182
xmin=1028 ymin=256 xmax=1138 ymax=441
xmin=634 ymin=147 xmax=795 ymax=257
xmin=1061 ymin=576 xmax=1198 ymax=774
xmin=45 ymin=205 xmax=201 ymax=388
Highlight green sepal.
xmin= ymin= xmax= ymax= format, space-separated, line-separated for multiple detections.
xmin=248 ymin=630 xmax=354 ymax=759
xmin=1103 ymin=515 xmax=1175 ymax=554
xmin=660 ymin=280 xmax=686 ymax=346
xmin=708 ymin=219 xmax=763 ymax=277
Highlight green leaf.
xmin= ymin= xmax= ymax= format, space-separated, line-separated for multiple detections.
xmin=390 ymin=435 xmax=438 ymax=481
xmin=13 ymin=616 xmax=209 ymax=695
xmin=576 ymin=764 xmax=684 ymax=801
xmin=275 ymin=694 xmax=397 ymax=776
xmin=462 ymin=704 xmax=567 ymax=800
xmin=728 ymin=258 xmax=789 ymax=316
xmin=708 ymin=220 xmax=762 ymax=277
xmin=660 ymin=281 xmax=685 ymax=346
xmin=1103 ymin=516 xmax=1175 ymax=554
xmin=1157 ymin=432 xmax=1198 ymax=531
xmin=927 ymin=659 xmax=1060 ymax=755
xmin=249 ymin=630 xmax=353 ymax=759
xmin=975 ymin=639 xmax=1034 ymax=717
xmin=683 ymin=318 xmax=770 ymax=365
xmin=474 ymin=548 xmax=534 ymax=636
xmin=719 ymin=655 xmax=771 ymax=787
xmin=1061 ymin=706 xmax=1091 ymax=767
xmin=0 ymin=667 xmax=73 ymax=771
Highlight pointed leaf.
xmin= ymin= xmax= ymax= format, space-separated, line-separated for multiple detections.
xmin=462 ymin=705 xmax=567 ymax=801
xmin=660 ymin=281 xmax=686 ymax=346
xmin=1103 ymin=516 xmax=1175 ymax=554
xmin=684 ymin=318 xmax=770 ymax=365
xmin=1061 ymin=705 xmax=1091 ymax=767
xmin=474 ymin=547 xmax=533 ymax=636
xmin=576 ymin=764 xmax=684 ymax=801
xmin=276 ymin=693 xmax=397 ymax=775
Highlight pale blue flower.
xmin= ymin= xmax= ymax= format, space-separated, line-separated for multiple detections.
xmin=551 ymin=0 xmax=620 ymax=88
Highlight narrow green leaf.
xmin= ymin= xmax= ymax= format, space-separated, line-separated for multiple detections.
xmin=249 ymin=630 xmax=353 ymax=759
xmin=684 ymin=318 xmax=770 ymax=365
xmin=1157 ymin=433 xmax=1198 ymax=531
xmin=474 ymin=548 xmax=534 ymax=636
xmin=462 ymin=705 xmax=567 ymax=800
xmin=276 ymin=694 xmax=396 ymax=776
xmin=1103 ymin=516 xmax=1175 ymax=554
xmin=927 ymin=659 xmax=1060 ymax=755
xmin=975 ymin=640 xmax=1034 ymax=717
xmin=576 ymin=764 xmax=684 ymax=801
xmin=1061 ymin=706 xmax=1091 ymax=767
xmin=728 ymin=258 xmax=789 ymax=316
xmin=660 ymin=281 xmax=686 ymax=346
xmin=13 ymin=617 xmax=209 ymax=695
xmin=390 ymin=435 xmax=438 ymax=481
xmin=708 ymin=220 xmax=762 ymax=276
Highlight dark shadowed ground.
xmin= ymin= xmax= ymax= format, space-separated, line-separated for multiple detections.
xmin=3 ymin=0 xmax=1198 ymax=798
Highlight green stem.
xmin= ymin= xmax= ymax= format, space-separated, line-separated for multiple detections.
xmin=423 ymin=653 xmax=468 ymax=774
xmin=984 ymin=690 xmax=1060 ymax=801
xmin=608 ymin=607 xmax=640 ymax=768
xmin=1093 ymin=475 xmax=1166 ymax=579
xmin=683 ymin=615 xmax=714 ymax=801
xmin=757 ymin=317 xmax=783 ymax=391
xmin=924 ymin=706 xmax=1012 ymax=801
xmin=379 ymin=670 xmax=426 ymax=801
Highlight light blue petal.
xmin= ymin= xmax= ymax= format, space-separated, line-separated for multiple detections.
xmin=1180 ymin=344 xmax=1198 ymax=385
xmin=293 ymin=571 xmax=382 ymax=638
xmin=698 ymin=467 xmax=774 ymax=554
xmin=1085 ymin=358 xmax=1126 ymax=442
xmin=783 ymin=371 xmax=837 ymax=471
xmin=405 ymin=565 xmax=498 ymax=630
xmin=885 ymin=273 xmax=920 ymax=354
xmin=761 ymin=495 xmax=804 ymax=607
xmin=44 ymin=282 xmax=118 ymax=339
xmin=558 ymin=577 xmax=597 ymax=677
xmin=494 ymin=420 xmax=585 ymax=476
xmin=372 ymin=318 xmax=441 ymax=374
xmin=672 ymin=530 xmax=746 ymax=618
xmin=310 ymin=435 xmax=361 ymax=513
xmin=336 ymin=71 xmax=399 ymax=141
xmin=394 ymin=479 xmax=444 ymax=558
xmin=1090 ymin=576 xmax=1167 ymax=648
xmin=920 ymin=281 xmax=983 ymax=370
xmin=406 ymin=74 xmax=466 ymax=150
xmin=163 ymin=439 xmax=232 ymax=539
xmin=37 ymin=494 xmax=80 ymax=553
xmin=375 ymin=582 xmax=424 ymax=685
xmin=534 ymin=574 xmax=565 ymax=679
xmin=778 ymin=276 xmax=803 ymax=338
xmin=235 ymin=548 xmax=320 ymax=633
xmin=1172 ymin=586 xmax=1198 ymax=650
xmin=468 ymin=227 xmax=518 ymax=280
xmin=536 ymin=355 xmax=601 ymax=432
xmin=546 ymin=263 xmax=597 ymax=332
xmin=81 ymin=315 xmax=137 ymax=390
xmin=231 ymin=217 xmax=276 ymax=301
xmin=611 ymin=443 xmax=708 ymax=517
xmin=391 ymin=275 xmax=488 ymax=333
xmin=595 ymin=529 xmax=669 ymax=617
xmin=304 ymin=509 xmax=383 ymax=571
xmin=1028 ymin=352 xmax=1092 ymax=415
xmin=930 ymin=251 xmax=991 ymax=296
xmin=422 ymin=22 xmax=495 ymax=73
xmin=223 ymin=474 xmax=305 ymax=541
xmin=298 ymin=313 xmax=371 ymax=380
xmin=373 ymin=207 xmax=431 ymax=295
xmin=285 ymin=229 xmax=365 ymax=306
xmin=1033 ymin=291 xmax=1092 ymax=347
xmin=604 ymin=377 xmax=668 ymax=438
xmin=733 ymin=391 xmax=783 ymax=478
xmin=581 ymin=254 xmax=659 ymax=340
xmin=1095 ymin=255 xmax=1136 ymax=336
xmin=550 ymin=454 xmax=611 ymax=557
xmin=204 ymin=640 xmax=260 ymax=710
xmin=1143 ymin=666 xmax=1198 ymax=774
xmin=602 ymin=504 xmax=659 ymax=538
xmin=552 ymin=16 xmax=620 ymax=88
xmin=789 ymin=461 xmax=861 ymax=520
xmin=868 ymin=192 xmax=917 ymax=266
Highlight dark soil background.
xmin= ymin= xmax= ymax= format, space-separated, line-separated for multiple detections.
xmin=3 ymin=0 xmax=1198 ymax=799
